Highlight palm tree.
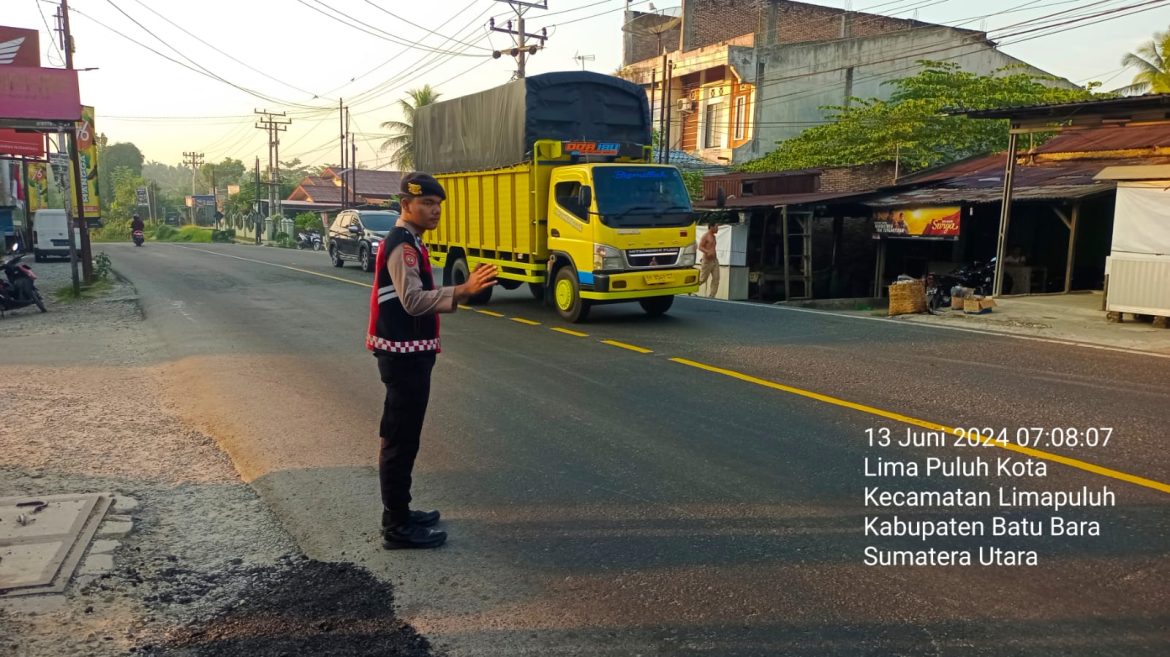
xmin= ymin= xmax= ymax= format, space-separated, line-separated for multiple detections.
xmin=1118 ymin=28 xmax=1170 ymax=95
xmin=380 ymin=85 xmax=442 ymax=171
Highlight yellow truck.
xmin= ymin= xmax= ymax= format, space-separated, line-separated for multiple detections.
xmin=415 ymin=72 xmax=699 ymax=322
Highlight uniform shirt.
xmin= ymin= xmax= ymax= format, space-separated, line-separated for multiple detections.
xmin=385 ymin=220 xmax=457 ymax=317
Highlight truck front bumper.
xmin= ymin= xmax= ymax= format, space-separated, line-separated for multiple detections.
xmin=581 ymin=268 xmax=699 ymax=300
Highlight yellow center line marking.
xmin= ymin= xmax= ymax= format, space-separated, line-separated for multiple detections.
xmin=457 ymin=304 xmax=473 ymax=311
xmin=164 ymin=244 xmax=1168 ymax=495
xmin=670 ymin=357 xmax=1170 ymax=495
xmin=602 ymin=339 xmax=653 ymax=354
xmin=510 ymin=317 xmax=541 ymax=326
xmin=171 ymin=245 xmax=373 ymax=288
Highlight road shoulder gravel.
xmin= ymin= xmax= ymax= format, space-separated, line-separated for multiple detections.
xmin=0 ymin=259 xmax=432 ymax=657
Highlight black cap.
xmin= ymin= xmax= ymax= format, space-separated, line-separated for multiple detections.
xmin=400 ymin=172 xmax=446 ymax=200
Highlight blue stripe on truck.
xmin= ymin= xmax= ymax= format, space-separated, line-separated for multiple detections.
xmin=577 ymin=271 xmax=594 ymax=285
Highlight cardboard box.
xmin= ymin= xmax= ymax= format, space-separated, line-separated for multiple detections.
xmin=964 ymin=298 xmax=991 ymax=314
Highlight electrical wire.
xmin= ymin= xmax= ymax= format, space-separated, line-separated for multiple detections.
xmin=34 ymin=0 xmax=65 ymax=66
xmin=361 ymin=0 xmax=492 ymax=51
xmin=321 ymin=1 xmax=493 ymax=105
xmin=293 ymin=0 xmax=489 ymax=57
xmin=126 ymin=0 xmax=329 ymax=102
xmin=73 ymin=1 xmax=330 ymax=112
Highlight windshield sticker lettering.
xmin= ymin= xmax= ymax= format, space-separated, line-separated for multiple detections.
xmin=565 ymin=141 xmax=620 ymax=155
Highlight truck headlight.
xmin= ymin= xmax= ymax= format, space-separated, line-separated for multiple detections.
xmin=593 ymin=244 xmax=623 ymax=271
xmin=679 ymin=244 xmax=697 ymax=267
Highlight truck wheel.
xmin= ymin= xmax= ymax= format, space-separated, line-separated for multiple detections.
xmin=359 ymin=245 xmax=374 ymax=272
xmin=330 ymin=244 xmax=344 ymax=268
xmin=528 ymin=282 xmax=545 ymax=301
xmin=452 ymin=257 xmax=492 ymax=305
xmin=553 ymin=267 xmax=590 ymax=323
xmin=639 ymin=295 xmax=674 ymax=317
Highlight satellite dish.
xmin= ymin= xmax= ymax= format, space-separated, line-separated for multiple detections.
xmin=621 ymin=9 xmax=681 ymax=36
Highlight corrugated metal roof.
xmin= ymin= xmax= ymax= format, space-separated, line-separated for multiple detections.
xmin=865 ymin=183 xmax=1113 ymax=207
xmin=1034 ymin=124 xmax=1170 ymax=153
xmin=961 ymin=94 xmax=1170 ymax=120
xmin=694 ymin=190 xmax=868 ymax=209
xmin=868 ymin=155 xmax=1170 ymax=207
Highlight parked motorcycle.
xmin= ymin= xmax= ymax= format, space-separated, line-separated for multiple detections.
xmin=297 ymin=230 xmax=323 ymax=251
xmin=132 ymin=229 xmax=145 ymax=247
xmin=0 ymin=245 xmax=46 ymax=316
xmin=925 ymin=258 xmax=1009 ymax=311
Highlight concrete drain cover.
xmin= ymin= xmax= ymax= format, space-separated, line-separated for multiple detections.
xmin=0 ymin=493 xmax=112 ymax=597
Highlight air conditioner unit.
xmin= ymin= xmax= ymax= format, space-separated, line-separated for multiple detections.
xmin=677 ymin=98 xmax=696 ymax=113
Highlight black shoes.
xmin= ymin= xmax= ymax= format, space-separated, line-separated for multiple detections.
xmin=408 ymin=509 xmax=440 ymax=527
xmin=381 ymin=509 xmax=445 ymax=549
xmin=382 ymin=522 xmax=447 ymax=550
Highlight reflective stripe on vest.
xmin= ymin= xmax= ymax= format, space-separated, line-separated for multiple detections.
xmin=366 ymin=335 xmax=441 ymax=353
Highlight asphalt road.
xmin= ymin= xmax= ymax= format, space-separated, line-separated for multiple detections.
xmin=106 ymin=241 xmax=1170 ymax=657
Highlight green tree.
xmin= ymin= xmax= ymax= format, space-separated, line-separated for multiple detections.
xmin=105 ymin=142 xmax=145 ymax=176
xmin=1118 ymin=28 xmax=1170 ymax=95
xmin=200 ymin=157 xmax=247 ymax=189
xmin=380 ymin=85 xmax=442 ymax=170
xmin=741 ymin=62 xmax=1103 ymax=174
xmin=109 ymin=166 xmax=149 ymax=220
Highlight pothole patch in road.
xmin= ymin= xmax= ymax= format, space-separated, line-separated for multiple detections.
xmin=141 ymin=558 xmax=434 ymax=657
xmin=0 ymin=493 xmax=114 ymax=598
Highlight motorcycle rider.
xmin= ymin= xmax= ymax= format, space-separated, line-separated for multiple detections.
xmin=131 ymin=213 xmax=145 ymax=233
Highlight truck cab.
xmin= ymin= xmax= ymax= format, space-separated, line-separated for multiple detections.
xmin=546 ymin=162 xmax=698 ymax=321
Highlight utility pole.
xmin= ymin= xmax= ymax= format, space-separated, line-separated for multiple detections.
xmin=351 ymin=140 xmax=358 ymax=207
xmin=339 ymin=98 xmax=346 ymax=210
xmin=253 ymin=157 xmax=261 ymax=244
xmin=183 ymin=151 xmax=204 ymax=224
xmin=490 ymin=1 xmax=549 ymax=79
xmin=59 ymin=0 xmax=93 ymax=285
xmin=344 ymin=107 xmax=351 ymax=209
xmin=210 ymin=168 xmax=218 ymax=228
xmin=255 ymin=110 xmax=290 ymax=230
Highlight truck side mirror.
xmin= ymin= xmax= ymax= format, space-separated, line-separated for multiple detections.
xmin=578 ymin=187 xmax=592 ymax=212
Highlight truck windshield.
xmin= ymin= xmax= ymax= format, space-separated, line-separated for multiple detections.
xmin=592 ymin=167 xmax=693 ymax=227
xmin=360 ymin=212 xmax=399 ymax=232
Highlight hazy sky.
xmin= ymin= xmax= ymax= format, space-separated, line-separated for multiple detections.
xmin=6 ymin=0 xmax=1168 ymax=168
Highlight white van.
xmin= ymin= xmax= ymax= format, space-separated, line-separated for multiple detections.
xmin=32 ymin=209 xmax=80 ymax=262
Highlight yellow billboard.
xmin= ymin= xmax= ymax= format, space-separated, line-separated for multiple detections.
xmin=874 ymin=207 xmax=961 ymax=238
xmin=74 ymin=105 xmax=100 ymax=218
xmin=27 ymin=162 xmax=51 ymax=212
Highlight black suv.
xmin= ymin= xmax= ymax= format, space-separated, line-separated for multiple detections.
xmin=327 ymin=209 xmax=399 ymax=272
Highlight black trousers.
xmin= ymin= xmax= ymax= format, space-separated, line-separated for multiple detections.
xmin=376 ymin=351 xmax=436 ymax=526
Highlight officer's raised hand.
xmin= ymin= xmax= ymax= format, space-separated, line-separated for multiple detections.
xmin=456 ymin=263 xmax=497 ymax=301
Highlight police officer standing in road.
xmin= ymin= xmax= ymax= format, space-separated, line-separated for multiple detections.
xmin=367 ymin=172 xmax=497 ymax=549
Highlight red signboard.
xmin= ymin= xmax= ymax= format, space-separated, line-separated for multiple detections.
xmin=0 ymin=27 xmax=41 ymax=67
xmin=0 ymin=129 xmax=44 ymax=156
xmin=0 ymin=66 xmax=81 ymax=121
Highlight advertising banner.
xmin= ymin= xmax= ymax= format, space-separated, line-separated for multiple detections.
xmin=874 ymin=206 xmax=961 ymax=238
xmin=27 ymin=161 xmax=50 ymax=212
xmin=0 ymin=26 xmax=41 ymax=67
xmin=0 ymin=66 xmax=81 ymax=122
xmin=74 ymin=105 xmax=100 ymax=218
xmin=0 ymin=129 xmax=43 ymax=156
